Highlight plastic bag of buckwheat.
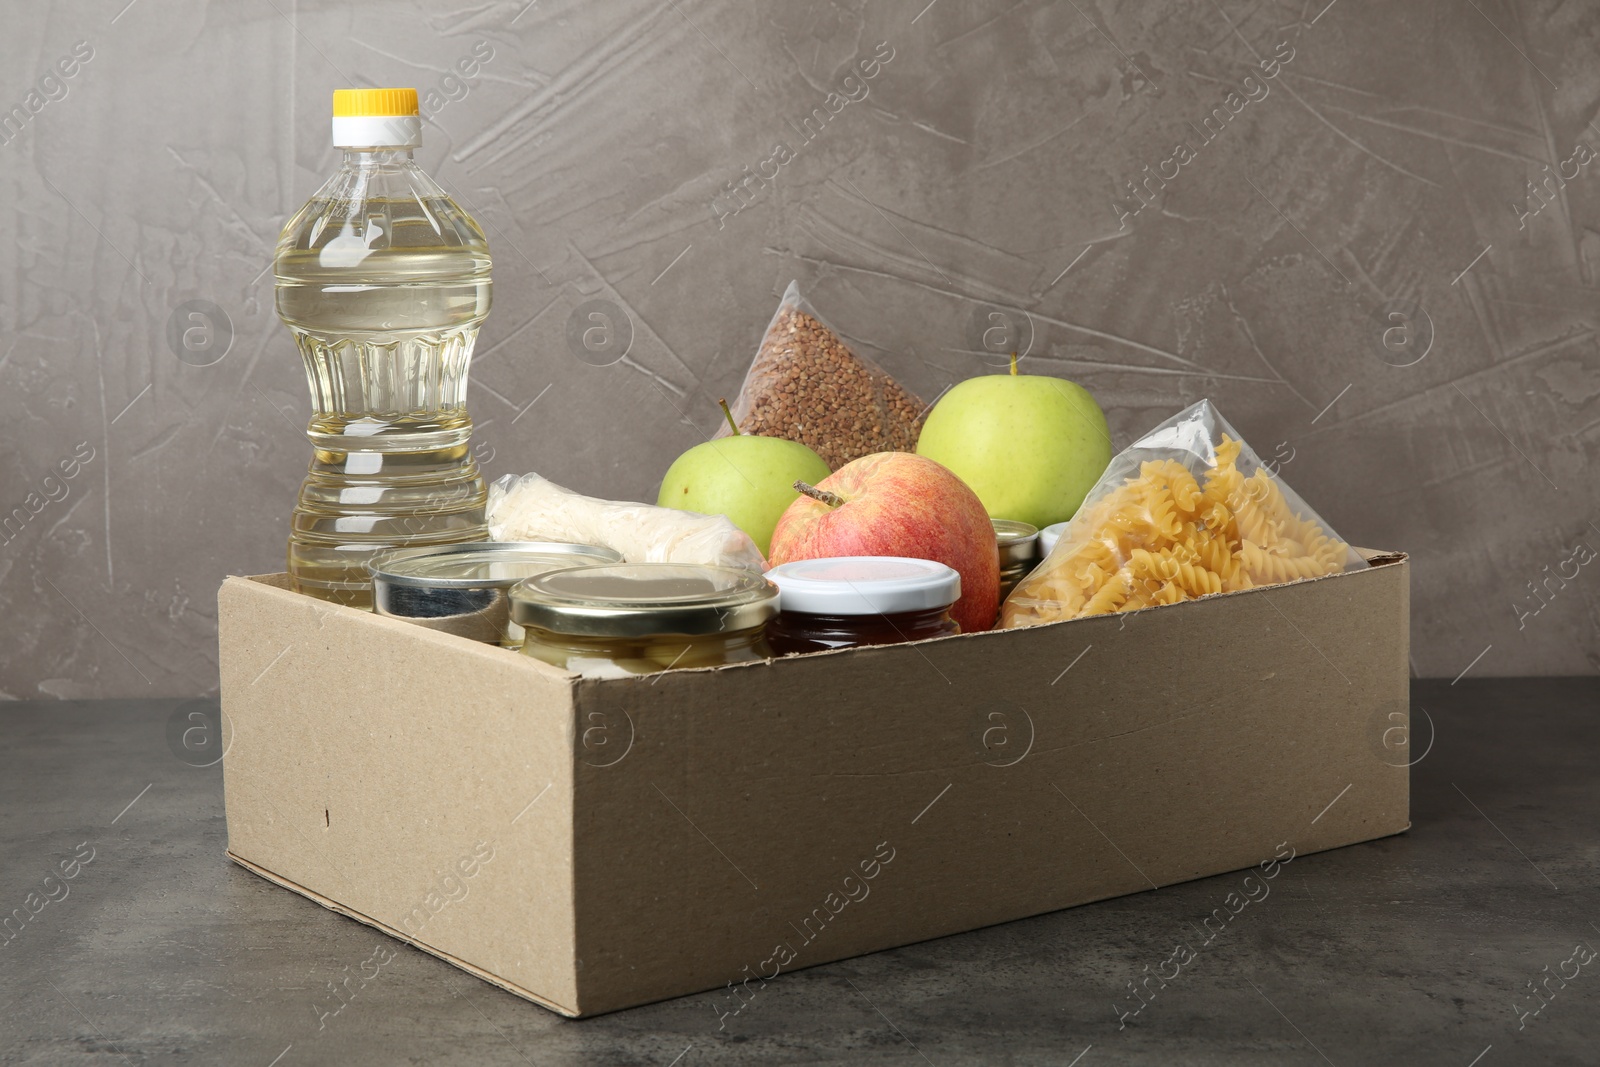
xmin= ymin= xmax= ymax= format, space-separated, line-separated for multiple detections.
xmin=716 ymin=281 xmax=927 ymax=470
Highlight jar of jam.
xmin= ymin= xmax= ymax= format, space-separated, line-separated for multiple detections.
xmin=510 ymin=563 xmax=778 ymax=678
xmin=993 ymin=519 xmax=1040 ymax=602
xmin=765 ymin=556 xmax=961 ymax=655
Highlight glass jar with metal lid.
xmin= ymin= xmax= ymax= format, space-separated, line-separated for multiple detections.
xmin=993 ymin=520 xmax=1040 ymax=603
xmin=765 ymin=556 xmax=961 ymax=655
xmin=511 ymin=563 xmax=778 ymax=677
xmin=370 ymin=541 xmax=622 ymax=647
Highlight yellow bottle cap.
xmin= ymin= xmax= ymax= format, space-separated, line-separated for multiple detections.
xmin=332 ymin=88 xmax=419 ymax=118
xmin=330 ymin=88 xmax=422 ymax=148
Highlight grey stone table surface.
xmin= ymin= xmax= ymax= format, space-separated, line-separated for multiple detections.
xmin=1 ymin=677 xmax=1596 ymax=1066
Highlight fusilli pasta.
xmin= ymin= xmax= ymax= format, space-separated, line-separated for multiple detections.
xmin=1001 ymin=434 xmax=1353 ymax=626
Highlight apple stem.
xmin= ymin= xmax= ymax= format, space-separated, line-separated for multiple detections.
xmin=793 ymin=480 xmax=844 ymax=508
xmin=1010 ymin=352 xmax=1018 ymax=376
xmin=718 ymin=398 xmax=741 ymax=436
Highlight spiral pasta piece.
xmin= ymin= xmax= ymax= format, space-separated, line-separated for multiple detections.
xmin=1168 ymin=467 xmax=1204 ymax=514
xmin=1081 ymin=567 xmax=1134 ymax=616
xmin=1293 ymin=514 xmax=1348 ymax=570
xmin=1240 ymin=541 xmax=1328 ymax=583
xmin=1142 ymin=483 xmax=1184 ymax=540
xmin=1192 ymin=535 xmax=1237 ymax=582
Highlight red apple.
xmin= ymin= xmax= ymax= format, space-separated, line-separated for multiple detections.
xmin=768 ymin=452 xmax=1001 ymax=632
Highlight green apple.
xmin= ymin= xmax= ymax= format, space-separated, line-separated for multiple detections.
xmin=915 ymin=355 xmax=1112 ymax=529
xmin=657 ymin=400 xmax=832 ymax=556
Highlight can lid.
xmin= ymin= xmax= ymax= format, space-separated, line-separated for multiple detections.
xmin=993 ymin=519 xmax=1040 ymax=566
xmin=331 ymin=87 xmax=422 ymax=148
xmin=766 ymin=556 xmax=961 ymax=615
xmin=510 ymin=563 xmax=777 ymax=638
xmin=368 ymin=542 xmax=622 ymax=591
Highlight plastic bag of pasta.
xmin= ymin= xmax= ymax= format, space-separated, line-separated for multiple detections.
xmin=717 ymin=280 xmax=927 ymax=470
xmin=1000 ymin=400 xmax=1367 ymax=626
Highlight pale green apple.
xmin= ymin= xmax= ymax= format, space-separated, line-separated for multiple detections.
xmin=915 ymin=358 xmax=1112 ymax=529
xmin=657 ymin=402 xmax=832 ymax=556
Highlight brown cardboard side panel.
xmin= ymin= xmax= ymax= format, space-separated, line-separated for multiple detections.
xmin=218 ymin=574 xmax=584 ymax=1012
xmin=225 ymin=852 xmax=582 ymax=1018
xmin=570 ymin=557 xmax=1410 ymax=1015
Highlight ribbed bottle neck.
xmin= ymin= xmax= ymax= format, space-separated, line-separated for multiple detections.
xmin=341 ymin=148 xmax=416 ymax=167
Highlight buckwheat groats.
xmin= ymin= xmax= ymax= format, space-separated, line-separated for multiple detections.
xmin=721 ymin=282 xmax=927 ymax=470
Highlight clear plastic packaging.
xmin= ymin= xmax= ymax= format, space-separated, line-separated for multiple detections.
xmin=717 ymin=281 xmax=926 ymax=469
xmin=486 ymin=472 xmax=766 ymax=570
xmin=1001 ymin=400 xmax=1367 ymax=627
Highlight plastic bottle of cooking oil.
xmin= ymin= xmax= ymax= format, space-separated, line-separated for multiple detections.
xmin=274 ymin=88 xmax=492 ymax=607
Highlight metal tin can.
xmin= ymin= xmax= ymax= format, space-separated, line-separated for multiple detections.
xmin=993 ymin=519 xmax=1040 ymax=604
xmin=369 ymin=541 xmax=622 ymax=647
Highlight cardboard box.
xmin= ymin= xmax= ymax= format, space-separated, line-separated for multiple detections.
xmin=218 ymin=550 xmax=1409 ymax=1018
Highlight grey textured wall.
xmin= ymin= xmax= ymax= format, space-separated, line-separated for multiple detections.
xmin=1 ymin=0 xmax=1596 ymax=698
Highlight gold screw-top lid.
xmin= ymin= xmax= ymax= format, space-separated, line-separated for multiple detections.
xmin=511 ymin=564 xmax=778 ymax=638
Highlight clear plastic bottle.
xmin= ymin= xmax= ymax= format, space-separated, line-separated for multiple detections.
xmin=274 ymin=88 xmax=492 ymax=606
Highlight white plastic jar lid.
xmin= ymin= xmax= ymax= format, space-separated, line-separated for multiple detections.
xmin=767 ymin=556 xmax=961 ymax=615
xmin=1039 ymin=521 xmax=1069 ymax=558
